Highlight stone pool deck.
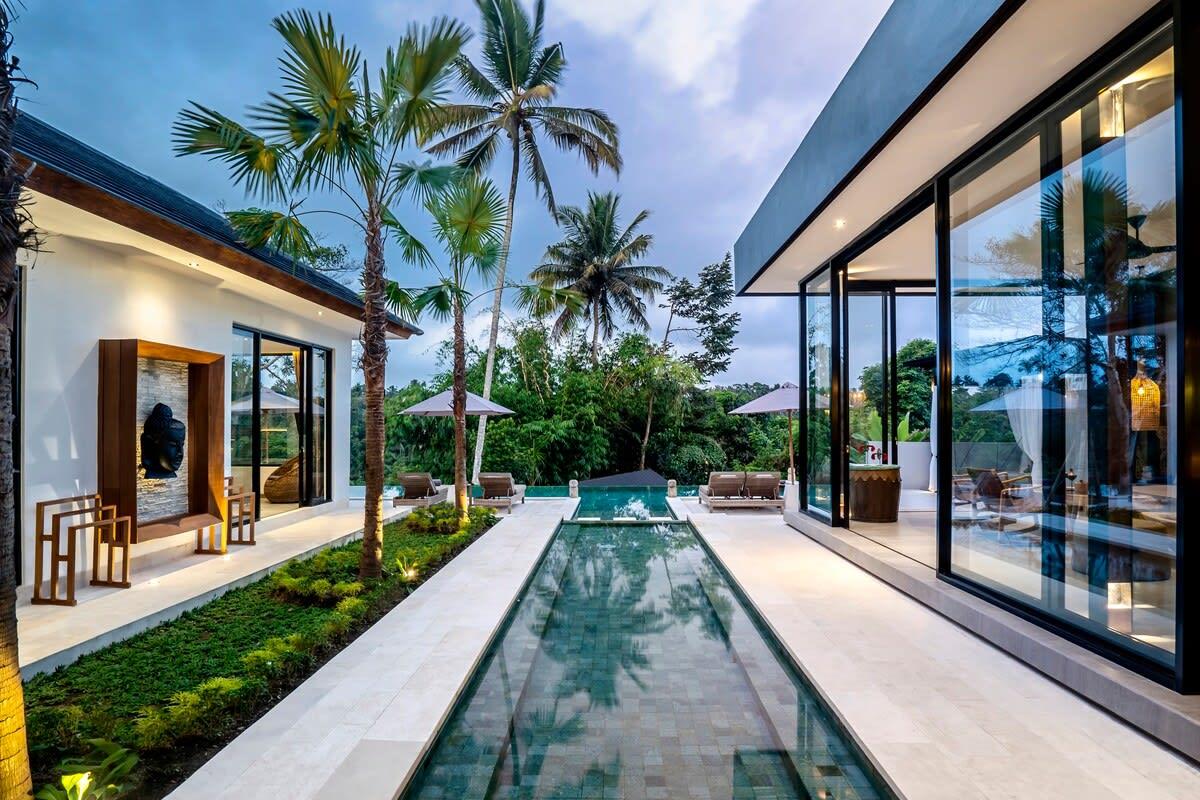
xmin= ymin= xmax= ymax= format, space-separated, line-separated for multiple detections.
xmin=19 ymin=501 xmax=407 ymax=677
xmin=684 ymin=511 xmax=1200 ymax=799
xmin=166 ymin=497 xmax=578 ymax=800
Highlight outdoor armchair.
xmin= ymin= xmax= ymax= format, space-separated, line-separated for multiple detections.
xmin=473 ymin=473 xmax=527 ymax=514
xmin=393 ymin=473 xmax=450 ymax=508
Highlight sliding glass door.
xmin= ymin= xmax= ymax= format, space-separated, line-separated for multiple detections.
xmin=801 ymin=267 xmax=841 ymax=523
xmin=231 ymin=326 xmax=332 ymax=519
xmin=945 ymin=30 xmax=1177 ymax=665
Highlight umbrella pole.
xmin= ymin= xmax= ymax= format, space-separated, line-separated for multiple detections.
xmin=787 ymin=409 xmax=796 ymax=483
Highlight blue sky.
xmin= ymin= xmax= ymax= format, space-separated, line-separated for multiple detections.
xmin=15 ymin=0 xmax=891 ymax=387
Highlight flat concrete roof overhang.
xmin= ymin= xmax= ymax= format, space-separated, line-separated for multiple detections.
xmin=735 ymin=0 xmax=1162 ymax=295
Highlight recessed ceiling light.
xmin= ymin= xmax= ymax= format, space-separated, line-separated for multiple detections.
xmin=834 ymin=218 xmax=847 ymax=230
xmin=187 ymin=261 xmax=200 ymax=268
xmin=317 ymin=310 xmax=324 ymax=316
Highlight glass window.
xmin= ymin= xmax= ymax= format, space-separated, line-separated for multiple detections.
xmin=948 ymin=38 xmax=1176 ymax=661
xmin=259 ymin=337 xmax=304 ymax=518
xmin=804 ymin=270 xmax=835 ymax=518
xmin=230 ymin=329 xmax=255 ymax=501
xmin=232 ymin=328 xmax=332 ymax=519
xmin=311 ymin=348 xmax=329 ymax=503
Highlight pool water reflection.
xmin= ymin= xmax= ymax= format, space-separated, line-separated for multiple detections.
xmin=400 ymin=522 xmax=890 ymax=800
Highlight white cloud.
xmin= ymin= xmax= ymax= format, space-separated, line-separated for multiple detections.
xmin=555 ymin=0 xmax=764 ymax=106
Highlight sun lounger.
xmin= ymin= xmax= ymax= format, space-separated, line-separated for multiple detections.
xmin=393 ymin=473 xmax=449 ymax=508
xmin=473 ymin=472 xmax=527 ymax=514
xmin=699 ymin=470 xmax=784 ymax=512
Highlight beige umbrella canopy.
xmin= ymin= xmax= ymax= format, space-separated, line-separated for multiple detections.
xmin=401 ymin=389 xmax=514 ymax=417
xmin=731 ymin=383 xmax=801 ymax=481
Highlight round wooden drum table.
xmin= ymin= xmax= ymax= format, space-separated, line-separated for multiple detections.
xmin=849 ymin=464 xmax=901 ymax=523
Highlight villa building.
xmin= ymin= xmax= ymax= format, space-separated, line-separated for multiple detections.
xmin=736 ymin=0 xmax=1195 ymax=714
xmin=13 ymin=114 xmax=417 ymax=596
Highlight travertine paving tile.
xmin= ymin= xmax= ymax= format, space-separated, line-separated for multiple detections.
xmin=689 ymin=514 xmax=1200 ymax=799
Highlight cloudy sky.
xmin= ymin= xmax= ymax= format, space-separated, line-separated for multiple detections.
xmin=15 ymin=0 xmax=892 ymax=387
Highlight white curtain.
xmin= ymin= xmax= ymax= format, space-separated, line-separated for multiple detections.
xmin=928 ymin=383 xmax=937 ymax=493
xmin=1063 ymin=374 xmax=1087 ymax=483
xmin=1006 ymin=376 xmax=1043 ymax=485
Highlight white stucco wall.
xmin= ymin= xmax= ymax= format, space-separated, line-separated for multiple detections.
xmin=20 ymin=233 xmax=357 ymax=587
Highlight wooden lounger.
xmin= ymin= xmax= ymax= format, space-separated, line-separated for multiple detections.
xmin=473 ymin=473 xmax=526 ymax=514
xmin=700 ymin=471 xmax=784 ymax=512
xmin=393 ymin=473 xmax=450 ymax=508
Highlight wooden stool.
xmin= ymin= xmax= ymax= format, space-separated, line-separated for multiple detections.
xmin=195 ymin=519 xmax=226 ymax=555
xmin=225 ymin=476 xmax=256 ymax=546
xmin=83 ymin=515 xmax=132 ymax=588
xmin=33 ymin=494 xmax=116 ymax=605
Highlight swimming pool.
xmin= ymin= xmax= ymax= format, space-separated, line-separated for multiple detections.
xmin=527 ymin=485 xmax=696 ymax=519
xmin=399 ymin=521 xmax=891 ymax=799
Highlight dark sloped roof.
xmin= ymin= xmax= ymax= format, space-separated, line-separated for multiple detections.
xmin=14 ymin=113 xmax=421 ymax=335
xmin=580 ymin=469 xmax=668 ymax=487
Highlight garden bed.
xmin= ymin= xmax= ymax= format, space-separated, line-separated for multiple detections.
xmin=24 ymin=506 xmax=498 ymax=798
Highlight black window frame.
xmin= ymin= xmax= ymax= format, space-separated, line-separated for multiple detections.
xmin=232 ymin=325 xmax=333 ymax=518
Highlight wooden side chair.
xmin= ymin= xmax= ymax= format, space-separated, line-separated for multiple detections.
xmin=225 ymin=476 xmax=256 ymax=547
xmin=34 ymin=494 xmax=131 ymax=605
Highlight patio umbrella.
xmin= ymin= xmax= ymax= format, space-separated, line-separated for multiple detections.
xmin=731 ymin=383 xmax=801 ymax=482
xmin=231 ymin=388 xmax=300 ymax=412
xmin=400 ymin=388 xmax=514 ymax=417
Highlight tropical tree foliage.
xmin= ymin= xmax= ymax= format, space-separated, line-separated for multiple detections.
xmin=531 ymin=191 xmax=670 ymax=362
xmin=661 ymin=253 xmax=740 ymax=379
xmin=173 ymin=10 xmax=469 ymax=578
xmin=350 ymin=322 xmax=790 ymax=487
xmin=428 ymin=0 xmax=621 ymax=483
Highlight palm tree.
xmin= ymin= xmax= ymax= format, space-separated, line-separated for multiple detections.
xmin=531 ymin=192 xmax=670 ymax=363
xmin=427 ymin=0 xmax=621 ymax=482
xmin=0 ymin=3 xmax=34 ymax=792
xmin=414 ymin=176 xmax=506 ymax=521
xmin=390 ymin=175 xmax=578 ymax=522
xmin=173 ymin=11 xmax=468 ymax=578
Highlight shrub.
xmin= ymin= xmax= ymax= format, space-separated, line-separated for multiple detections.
xmin=133 ymin=677 xmax=246 ymax=750
xmin=241 ymin=635 xmax=314 ymax=684
xmin=269 ymin=571 xmax=363 ymax=606
xmin=406 ymin=505 xmax=497 ymax=535
xmin=334 ymin=596 xmax=367 ymax=619
xmin=35 ymin=739 xmax=138 ymax=800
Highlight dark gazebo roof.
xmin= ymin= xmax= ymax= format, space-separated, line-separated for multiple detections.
xmin=579 ymin=469 xmax=669 ymax=487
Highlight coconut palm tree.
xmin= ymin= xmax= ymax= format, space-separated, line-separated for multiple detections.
xmin=530 ymin=192 xmax=670 ymax=364
xmin=173 ymin=11 xmax=468 ymax=578
xmin=0 ymin=2 xmax=35 ymax=792
xmin=427 ymin=0 xmax=622 ymax=482
xmin=392 ymin=175 xmax=505 ymax=521
xmin=390 ymin=175 xmax=580 ymax=522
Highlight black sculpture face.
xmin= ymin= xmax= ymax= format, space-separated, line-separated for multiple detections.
xmin=141 ymin=402 xmax=186 ymax=479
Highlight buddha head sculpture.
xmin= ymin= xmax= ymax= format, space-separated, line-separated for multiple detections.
xmin=141 ymin=402 xmax=186 ymax=479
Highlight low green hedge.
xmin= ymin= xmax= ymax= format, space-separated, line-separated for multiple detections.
xmin=25 ymin=506 xmax=497 ymax=796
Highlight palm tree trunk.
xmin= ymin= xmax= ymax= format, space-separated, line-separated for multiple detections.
xmin=640 ymin=393 xmax=654 ymax=471
xmin=0 ymin=323 xmax=28 ymax=799
xmin=0 ymin=8 xmax=32 ymax=792
xmin=359 ymin=196 xmax=387 ymax=579
xmin=452 ymin=296 xmax=469 ymax=523
xmin=590 ymin=302 xmax=600 ymax=366
xmin=469 ymin=139 xmax=520 ymax=484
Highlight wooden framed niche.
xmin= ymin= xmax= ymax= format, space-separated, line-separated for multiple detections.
xmin=98 ymin=339 xmax=225 ymax=542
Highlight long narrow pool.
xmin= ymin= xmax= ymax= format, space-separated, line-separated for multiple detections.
xmin=401 ymin=521 xmax=892 ymax=799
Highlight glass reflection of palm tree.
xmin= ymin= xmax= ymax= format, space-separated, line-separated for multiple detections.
xmin=959 ymin=169 xmax=1175 ymax=504
xmin=536 ymin=525 xmax=668 ymax=708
